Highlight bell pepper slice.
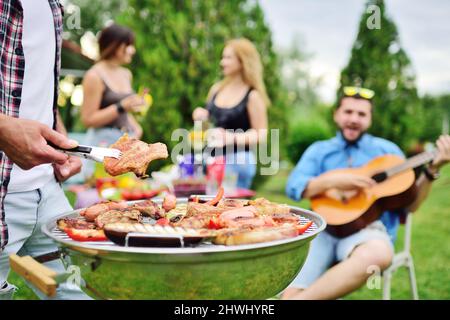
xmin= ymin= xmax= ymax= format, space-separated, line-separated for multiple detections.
xmin=65 ymin=228 xmax=107 ymax=242
xmin=155 ymin=218 xmax=170 ymax=226
xmin=296 ymin=221 xmax=313 ymax=235
xmin=208 ymin=216 xmax=222 ymax=229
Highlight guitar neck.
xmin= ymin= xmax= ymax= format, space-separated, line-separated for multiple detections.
xmin=386 ymin=150 xmax=438 ymax=178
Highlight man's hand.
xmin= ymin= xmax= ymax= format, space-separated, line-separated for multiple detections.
xmin=53 ymin=156 xmax=82 ymax=182
xmin=431 ymin=134 xmax=450 ymax=170
xmin=325 ymin=173 xmax=376 ymax=191
xmin=0 ymin=116 xmax=78 ymax=170
xmin=192 ymin=107 xmax=209 ymax=121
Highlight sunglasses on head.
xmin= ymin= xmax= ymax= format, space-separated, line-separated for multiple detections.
xmin=343 ymin=86 xmax=375 ymax=100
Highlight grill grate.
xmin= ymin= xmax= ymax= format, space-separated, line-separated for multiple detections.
xmin=50 ymin=214 xmax=318 ymax=248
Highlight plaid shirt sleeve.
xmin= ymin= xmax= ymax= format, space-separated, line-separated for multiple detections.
xmin=0 ymin=0 xmax=63 ymax=251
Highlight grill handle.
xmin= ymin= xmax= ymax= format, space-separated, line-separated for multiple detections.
xmin=9 ymin=254 xmax=58 ymax=297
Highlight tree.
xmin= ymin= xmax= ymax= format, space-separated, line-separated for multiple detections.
xmin=338 ymin=0 xmax=424 ymax=152
xmin=278 ymin=34 xmax=323 ymax=123
xmin=118 ymin=0 xmax=289 ymax=176
xmin=421 ymin=94 xmax=450 ymax=141
xmin=277 ymin=34 xmax=333 ymax=164
xmin=61 ymin=0 xmax=127 ymax=43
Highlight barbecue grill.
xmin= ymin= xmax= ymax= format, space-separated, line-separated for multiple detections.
xmin=10 ymin=199 xmax=326 ymax=300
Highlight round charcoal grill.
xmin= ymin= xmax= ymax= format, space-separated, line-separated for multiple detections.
xmin=15 ymin=199 xmax=326 ymax=300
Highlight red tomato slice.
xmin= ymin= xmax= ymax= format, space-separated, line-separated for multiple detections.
xmin=155 ymin=218 xmax=170 ymax=226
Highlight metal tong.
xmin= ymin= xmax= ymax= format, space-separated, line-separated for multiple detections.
xmin=48 ymin=142 xmax=122 ymax=162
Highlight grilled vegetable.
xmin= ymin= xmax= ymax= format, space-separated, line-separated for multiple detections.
xmin=65 ymin=228 xmax=107 ymax=242
xmin=104 ymin=222 xmax=216 ymax=237
xmin=296 ymin=221 xmax=313 ymax=235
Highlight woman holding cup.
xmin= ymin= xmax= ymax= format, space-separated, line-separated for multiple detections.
xmin=192 ymin=38 xmax=269 ymax=189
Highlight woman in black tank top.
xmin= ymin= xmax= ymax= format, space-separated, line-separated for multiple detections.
xmin=80 ymin=24 xmax=146 ymax=178
xmin=192 ymin=38 xmax=270 ymax=189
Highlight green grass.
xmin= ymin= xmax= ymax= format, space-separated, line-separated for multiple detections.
xmin=8 ymin=166 xmax=450 ymax=300
xmin=256 ymin=165 xmax=450 ymax=300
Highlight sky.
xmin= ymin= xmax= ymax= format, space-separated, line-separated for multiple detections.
xmin=259 ymin=0 xmax=450 ymax=103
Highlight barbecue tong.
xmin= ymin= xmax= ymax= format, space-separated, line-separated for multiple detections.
xmin=49 ymin=142 xmax=122 ymax=162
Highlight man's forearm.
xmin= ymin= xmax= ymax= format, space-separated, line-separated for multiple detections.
xmin=407 ymin=173 xmax=432 ymax=212
xmin=302 ymin=175 xmax=333 ymax=199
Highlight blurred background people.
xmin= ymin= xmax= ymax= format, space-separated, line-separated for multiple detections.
xmin=81 ymin=24 xmax=145 ymax=178
xmin=192 ymin=38 xmax=269 ymax=189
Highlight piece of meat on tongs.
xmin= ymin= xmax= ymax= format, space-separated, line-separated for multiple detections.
xmin=104 ymin=134 xmax=169 ymax=178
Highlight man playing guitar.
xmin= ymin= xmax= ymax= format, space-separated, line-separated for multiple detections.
xmin=282 ymin=86 xmax=450 ymax=300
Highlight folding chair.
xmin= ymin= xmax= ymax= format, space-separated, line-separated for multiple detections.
xmin=382 ymin=212 xmax=419 ymax=300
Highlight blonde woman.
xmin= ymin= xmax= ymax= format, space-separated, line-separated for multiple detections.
xmin=192 ymin=38 xmax=269 ymax=189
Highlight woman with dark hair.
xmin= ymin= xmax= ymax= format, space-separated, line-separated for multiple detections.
xmin=81 ymin=24 xmax=145 ymax=177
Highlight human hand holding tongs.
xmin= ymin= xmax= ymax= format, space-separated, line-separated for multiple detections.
xmin=48 ymin=142 xmax=122 ymax=162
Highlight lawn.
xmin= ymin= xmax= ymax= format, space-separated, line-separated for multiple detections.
xmin=8 ymin=166 xmax=450 ymax=300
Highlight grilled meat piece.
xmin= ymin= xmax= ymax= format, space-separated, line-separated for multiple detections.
xmin=248 ymin=198 xmax=290 ymax=216
xmin=174 ymin=216 xmax=212 ymax=229
xmin=57 ymin=218 xmax=96 ymax=231
xmin=217 ymin=199 xmax=247 ymax=209
xmin=217 ymin=206 xmax=277 ymax=229
xmin=186 ymin=202 xmax=226 ymax=218
xmin=213 ymin=225 xmax=299 ymax=246
xmin=164 ymin=204 xmax=187 ymax=223
xmin=129 ymin=199 xmax=164 ymax=219
xmin=104 ymin=134 xmax=168 ymax=178
xmin=80 ymin=201 xmax=128 ymax=222
xmin=219 ymin=206 xmax=257 ymax=221
xmin=219 ymin=216 xmax=277 ymax=229
xmin=162 ymin=194 xmax=177 ymax=212
xmin=271 ymin=213 xmax=301 ymax=225
xmin=95 ymin=209 xmax=142 ymax=229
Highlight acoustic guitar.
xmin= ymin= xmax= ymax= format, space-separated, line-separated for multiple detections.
xmin=311 ymin=150 xmax=438 ymax=237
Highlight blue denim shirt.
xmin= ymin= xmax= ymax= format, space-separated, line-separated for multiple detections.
xmin=286 ymin=132 xmax=405 ymax=243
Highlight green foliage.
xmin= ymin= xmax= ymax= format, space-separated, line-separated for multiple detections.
xmin=421 ymin=94 xmax=450 ymax=142
xmin=255 ymin=165 xmax=450 ymax=300
xmin=286 ymin=113 xmax=334 ymax=165
xmin=118 ymin=0 xmax=289 ymax=174
xmin=338 ymin=0 xmax=424 ymax=152
xmin=62 ymin=0 xmax=127 ymax=43
xmin=278 ymin=34 xmax=323 ymax=116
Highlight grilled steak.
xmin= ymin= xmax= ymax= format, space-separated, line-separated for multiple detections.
xmin=162 ymin=194 xmax=177 ymax=212
xmin=57 ymin=218 xmax=96 ymax=231
xmin=217 ymin=199 xmax=247 ymax=209
xmin=95 ymin=209 xmax=142 ymax=229
xmin=186 ymin=202 xmax=225 ymax=217
xmin=213 ymin=225 xmax=299 ymax=246
xmin=271 ymin=213 xmax=301 ymax=225
xmin=104 ymin=134 xmax=168 ymax=178
xmin=174 ymin=216 xmax=212 ymax=229
xmin=129 ymin=199 xmax=164 ymax=219
xmin=248 ymin=198 xmax=291 ymax=216
xmin=80 ymin=201 xmax=128 ymax=222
